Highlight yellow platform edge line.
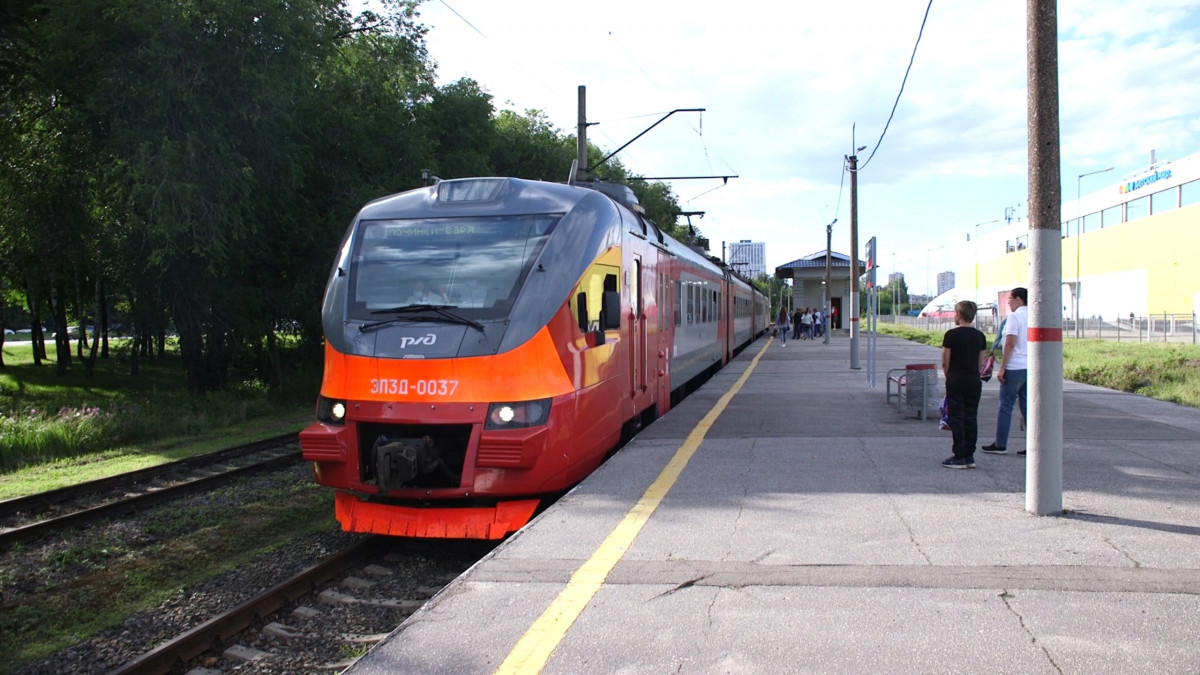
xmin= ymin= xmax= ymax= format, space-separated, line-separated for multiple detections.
xmin=495 ymin=339 xmax=772 ymax=674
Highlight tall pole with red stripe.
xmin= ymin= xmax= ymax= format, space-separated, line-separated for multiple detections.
xmin=1026 ymin=0 xmax=1063 ymax=515
xmin=849 ymin=152 xmax=861 ymax=370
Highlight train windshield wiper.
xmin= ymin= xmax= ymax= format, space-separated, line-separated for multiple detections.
xmin=361 ymin=305 xmax=485 ymax=333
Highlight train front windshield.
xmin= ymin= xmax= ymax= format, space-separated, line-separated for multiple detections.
xmin=347 ymin=214 xmax=561 ymax=321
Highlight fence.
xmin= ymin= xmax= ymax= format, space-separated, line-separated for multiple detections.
xmin=883 ymin=313 xmax=1198 ymax=344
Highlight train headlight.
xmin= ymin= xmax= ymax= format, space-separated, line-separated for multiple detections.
xmin=317 ymin=396 xmax=347 ymax=425
xmin=486 ymin=398 xmax=551 ymax=429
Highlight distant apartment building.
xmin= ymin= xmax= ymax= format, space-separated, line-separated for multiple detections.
xmin=937 ymin=271 xmax=955 ymax=296
xmin=728 ymin=240 xmax=766 ymax=280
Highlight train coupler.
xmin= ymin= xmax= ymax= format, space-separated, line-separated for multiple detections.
xmin=372 ymin=435 xmax=459 ymax=492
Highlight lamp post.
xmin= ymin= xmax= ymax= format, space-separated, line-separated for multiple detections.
xmin=1075 ymin=166 xmax=1114 ymax=338
xmin=824 ymin=218 xmax=837 ymax=344
xmin=971 ymin=219 xmax=1001 ymax=304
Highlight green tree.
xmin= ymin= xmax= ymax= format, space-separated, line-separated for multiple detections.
xmin=0 ymin=0 xmax=432 ymax=391
xmin=628 ymin=180 xmax=683 ymax=239
xmin=0 ymin=0 xmax=694 ymax=395
xmin=424 ymin=79 xmax=498 ymax=179
xmin=491 ymin=108 xmax=576 ymax=180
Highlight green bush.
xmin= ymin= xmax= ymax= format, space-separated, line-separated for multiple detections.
xmin=0 ymin=340 xmax=318 ymax=473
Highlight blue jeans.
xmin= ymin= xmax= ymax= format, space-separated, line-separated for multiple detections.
xmin=779 ymin=326 xmax=788 ymax=345
xmin=995 ymin=368 xmax=1027 ymax=447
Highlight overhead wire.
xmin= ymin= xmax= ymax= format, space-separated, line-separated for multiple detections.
xmin=433 ymin=0 xmax=559 ymax=99
xmin=857 ymin=0 xmax=934 ymax=171
xmin=608 ymin=31 xmax=662 ymax=92
xmin=832 ymin=157 xmax=848 ymax=223
xmin=436 ymin=5 xmax=731 ymax=200
xmin=436 ymin=0 xmax=486 ymax=38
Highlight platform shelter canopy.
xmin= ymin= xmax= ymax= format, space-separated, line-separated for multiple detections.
xmin=774 ymin=250 xmax=864 ymax=281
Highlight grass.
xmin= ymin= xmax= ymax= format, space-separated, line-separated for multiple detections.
xmin=875 ymin=323 xmax=1200 ymax=409
xmin=0 ymin=337 xmax=330 ymax=672
xmin=0 ymin=339 xmax=317 ymax=488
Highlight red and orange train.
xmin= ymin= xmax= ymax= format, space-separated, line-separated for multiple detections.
xmin=300 ymin=177 xmax=769 ymax=539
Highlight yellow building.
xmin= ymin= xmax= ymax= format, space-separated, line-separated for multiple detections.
xmin=970 ymin=151 xmax=1200 ymax=320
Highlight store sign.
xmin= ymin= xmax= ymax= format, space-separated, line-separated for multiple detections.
xmin=1120 ymin=169 xmax=1172 ymax=194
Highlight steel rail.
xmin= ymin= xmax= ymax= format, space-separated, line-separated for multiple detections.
xmin=0 ymin=432 xmax=300 ymax=519
xmin=0 ymin=435 xmax=302 ymax=551
xmin=107 ymin=537 xmax=379 ymax=675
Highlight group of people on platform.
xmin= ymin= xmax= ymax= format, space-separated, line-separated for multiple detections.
xmin=774 ymin=306 xmax=825 ymax=347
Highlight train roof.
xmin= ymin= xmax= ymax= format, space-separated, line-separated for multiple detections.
xmin=355 ymin=177 xmax=751 ymax=284
xmin=358 ymin=178 xmax=593 ymax=220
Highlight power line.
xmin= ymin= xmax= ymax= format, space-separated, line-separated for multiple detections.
xmin=833 ymin=157 xmax=848 ymax=224
xmin=858 ymin=0 xmax=934 ymax=171
xmin=608 ymin=31 xmax=661 ymax=91
xmin=436 ymin=0 xmax=486 ymax=38
xmin=433 ymin=0 xmax=558 ymax=99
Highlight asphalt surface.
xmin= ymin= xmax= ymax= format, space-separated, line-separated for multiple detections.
xmin=349 ymin=332 xmax=1200 ymax=674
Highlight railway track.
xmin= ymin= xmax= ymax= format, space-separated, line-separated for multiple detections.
xmin=4 ymin=432 xmax=499 ymax=674
xmin=101 ymin=535 xmax=497 ymax=674
xmin=109 ymin=537 xmax=381 ymax=674
xmin=0 ymin=432 xmax=301 ymax=551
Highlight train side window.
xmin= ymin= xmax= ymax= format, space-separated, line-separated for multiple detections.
xmin=600 ymin=290 xmax=621 ymax=330
xmin=576 ymin=293 xmax=588 ymax=332
xmin=600 ymin=273 xmax=620 ymax=330
xmin=674 ymin=280 xmax=682 ymax=326
xmin=634 ymin=260 xmax=643 ymax=314
xmin=571 ymin=265 xmax=620 ymax=335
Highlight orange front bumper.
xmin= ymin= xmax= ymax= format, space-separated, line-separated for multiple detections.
xmin=334 ymin=492 xmax=540 ymax=540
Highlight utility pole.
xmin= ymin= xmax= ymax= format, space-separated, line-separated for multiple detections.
xmin=824 ymin=218 xmax=836 ymax=345
xmin=576 ymin=86 xmax=588 ymax=182
xmin=574 ymin=85 xmax=731 ymax=187
xmin=849 ymin=150 xmax=862 ymax=370
xmin=1026 ymin=0 xmax=1063 ymax=516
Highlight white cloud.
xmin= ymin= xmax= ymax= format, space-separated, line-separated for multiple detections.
xmin=398 ymin=0 xmax=1200 ymax=292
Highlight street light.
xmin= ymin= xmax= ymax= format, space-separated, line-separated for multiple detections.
xmin=1075 ymin=166 xmax=1114 ymax=338
xmin=971 ymin=219 xmax=1001 ymax=304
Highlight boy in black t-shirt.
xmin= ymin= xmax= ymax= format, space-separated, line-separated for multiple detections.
xmin=940 ymin=300 xmax=988 ymax=469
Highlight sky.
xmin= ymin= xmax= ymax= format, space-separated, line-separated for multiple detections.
xmin=390 ymin=0 xmax=1200 ymax=295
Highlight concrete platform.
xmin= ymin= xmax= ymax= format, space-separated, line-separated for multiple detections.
xmin=348 ymin=333 xmax=1200 ymax=674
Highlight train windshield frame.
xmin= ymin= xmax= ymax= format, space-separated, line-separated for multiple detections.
xmin=347 ymin=214 xmax=561 ymax=321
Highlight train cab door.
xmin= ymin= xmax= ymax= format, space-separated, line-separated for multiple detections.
xmin=630 ymin=255 xmax=648 ymax=400
xmin=656 ymin=254 xmax=673 ymax=416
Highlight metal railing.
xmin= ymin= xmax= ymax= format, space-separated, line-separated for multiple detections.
xmin=883 ymin=313 xmax=1198 ymax=344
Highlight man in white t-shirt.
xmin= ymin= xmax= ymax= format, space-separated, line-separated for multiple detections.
xmin=982 ymin=287 xmax=1028 ymax=456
